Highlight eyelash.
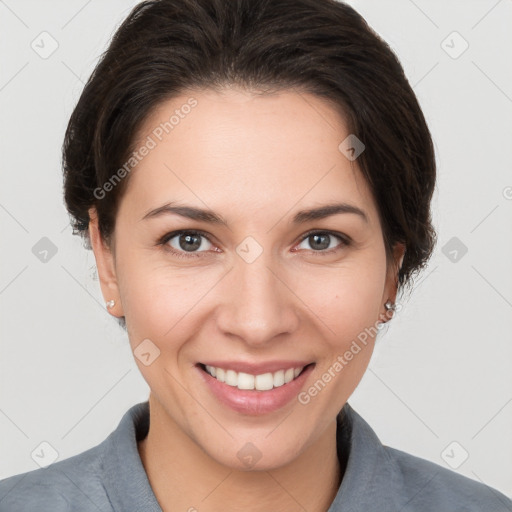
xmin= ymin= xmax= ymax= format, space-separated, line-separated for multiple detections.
xmin=157 ymin=229 xmax=351 ymax=260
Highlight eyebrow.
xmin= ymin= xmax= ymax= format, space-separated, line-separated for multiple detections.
xmin=141 ymin=201 xmax=368 ymax=225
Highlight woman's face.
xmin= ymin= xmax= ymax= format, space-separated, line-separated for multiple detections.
xmin=91 ymin=87 xmax=401 ymax=470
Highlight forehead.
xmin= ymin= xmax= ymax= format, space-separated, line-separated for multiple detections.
xmin=123 ymin=87 xmax=378 ymax=225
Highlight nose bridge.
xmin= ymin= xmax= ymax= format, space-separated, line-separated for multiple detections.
xmin=216 ymin=250 xmax=298 ymax=345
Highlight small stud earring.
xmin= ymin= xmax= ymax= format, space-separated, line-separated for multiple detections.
xmin=106 ymin=299 xmax=115 ymax=309
xmin=384 ymin=300 xmax=396 ymax=311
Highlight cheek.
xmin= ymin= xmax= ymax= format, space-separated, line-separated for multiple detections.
xmin=294 ymin=262 xmax=386 ymax=410
xmin=121 ymin=272 xmax=189 ymax=338
xmin=294 ymin=256 xmax=387 ymax=342
xmin=117 ymin=252 xmax=219 ymax=349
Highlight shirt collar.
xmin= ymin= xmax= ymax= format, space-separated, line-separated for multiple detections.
xmin=101 ymin=401 xmax=161 ymax=511
xmin=100 ymin=400 xmax=400 ymax=512
xmin=328 ymin=402 xmax=401 ymax=511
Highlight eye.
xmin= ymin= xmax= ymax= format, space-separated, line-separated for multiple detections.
xmin=158 ymin=229 xmax=351 ymax=259
xmin=294 ymin=230 xmax=350 ymax=254
xmin=159 ymin=230 xmax=215 ymax=258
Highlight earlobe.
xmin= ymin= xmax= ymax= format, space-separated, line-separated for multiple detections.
xmin=380 ymin=242 xmax=406 ymax=323
xmin=88 ymin=207 xmax=123 ymax=317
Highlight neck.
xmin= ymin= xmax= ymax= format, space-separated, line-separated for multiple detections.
xmin=137 ymin=395 xmax=343 ymax=512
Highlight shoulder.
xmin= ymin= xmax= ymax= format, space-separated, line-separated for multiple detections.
xmin=337 ymin=403 xmax=512 ymax=511
xmin=383 ymin=444 xmax=512 ymax=511
xmin=0 ymin=401 xmax=151 ymax=512
xmin=0 ymin=441 xmax=110 ymax=512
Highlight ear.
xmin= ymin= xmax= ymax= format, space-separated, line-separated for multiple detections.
xmin=88 ymin=207 xmax=123 ymax=317
xmin=379 ymin=242 xmax=406 ymax=323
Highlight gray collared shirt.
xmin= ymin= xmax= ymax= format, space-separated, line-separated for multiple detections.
xmin=1 ymin=401 xmax=511 ymax=511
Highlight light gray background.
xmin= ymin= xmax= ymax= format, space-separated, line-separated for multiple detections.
xmin=1 ymin=0 xmax=511 ymax=499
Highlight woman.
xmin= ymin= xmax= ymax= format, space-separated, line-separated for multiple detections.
xmin=1 ymin=0 xmax=510 ymax=510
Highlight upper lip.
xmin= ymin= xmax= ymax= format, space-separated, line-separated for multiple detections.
xmin=199 ymin=360 xmax=314 ymax=374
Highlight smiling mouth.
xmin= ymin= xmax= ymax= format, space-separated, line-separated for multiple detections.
xmin=198 ymin=363 xmax=314 ymax=391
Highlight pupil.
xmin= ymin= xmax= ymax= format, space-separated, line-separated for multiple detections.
xmin=180 ymin=234 xmax=201 ymax=251
xmin=310 ymin=234 xmax=329 ymax=250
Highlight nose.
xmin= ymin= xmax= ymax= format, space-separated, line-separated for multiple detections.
xmin=215 ymin=254 xmax=300 ymax=347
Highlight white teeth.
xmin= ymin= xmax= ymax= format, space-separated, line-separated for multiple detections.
xmin=273 ymin=370 xmax=285 ymax=387
xmin=225 ymin=369 xmax=238 ymax=387
xmin=237 ymin=372 xmax=255 ymax=390
xmin=204 ymin=364 xmax=306 ymax=390
xmin=284 ymin=368 xmax=295 ymax=383
xmin=205 ymin=365 xmax=216 ymax=377
xmin=255 ymin=373 xmax=274 ymax=391
xmin=216 ymin=367 xmax=225 ymax=383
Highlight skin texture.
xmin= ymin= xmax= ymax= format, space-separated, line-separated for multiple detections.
xmin=89 ymin=87 xmax=404 ymax=512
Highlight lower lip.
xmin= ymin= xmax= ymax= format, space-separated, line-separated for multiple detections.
xmin=196 ymin=364 xmax=315 ymax=415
